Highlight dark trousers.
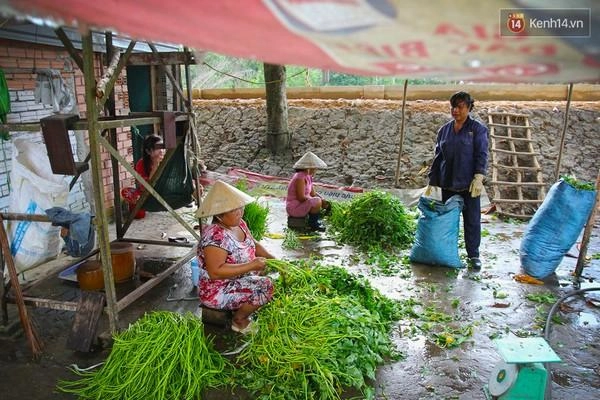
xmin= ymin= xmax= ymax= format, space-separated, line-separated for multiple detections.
xmin=442 ymin=189 xmax=481 ymax=258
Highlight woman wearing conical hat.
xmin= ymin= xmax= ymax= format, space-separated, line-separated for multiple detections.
xmin=285 ymin=151 xmax=329 ymax=231
xmin=195 ymin=180 xmax=275 ymax=334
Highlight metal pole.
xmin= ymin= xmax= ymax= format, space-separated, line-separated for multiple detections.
xmin=82 ymin=32 xmax=119 ymax=333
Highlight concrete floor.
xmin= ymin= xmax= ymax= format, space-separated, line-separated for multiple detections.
xmin=1 ymin=196 xmax=599 ymax=400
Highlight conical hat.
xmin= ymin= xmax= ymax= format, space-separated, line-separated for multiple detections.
xmin=293 ymin=151 xmax=327 ymax=169
xmin=196 ymin=180 xmax=255 ymax=218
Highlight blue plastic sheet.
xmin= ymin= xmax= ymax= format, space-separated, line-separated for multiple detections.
xmin=520 ymin=179 xmax=596 ymax=279
xmin=410 ymin=195 xmax=464 ymax=268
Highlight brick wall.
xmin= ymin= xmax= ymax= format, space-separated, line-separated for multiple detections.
xmin=0 ymin=39 xmax=134 ymax=214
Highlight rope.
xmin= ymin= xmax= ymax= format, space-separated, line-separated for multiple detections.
xmin=201 ymin=61 xmax=307 ymax=85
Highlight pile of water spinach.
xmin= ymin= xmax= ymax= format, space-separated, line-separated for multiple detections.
xmin=57 ymin=260 xmax=402 ymax=400
xmin=327 ymin=190 xmax=415 ymax=250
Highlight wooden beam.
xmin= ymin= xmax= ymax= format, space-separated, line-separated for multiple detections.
xmin=554 ymin=83 xmax=574 ymax=181
xmin=394 ymin=79 xmax=408 ymax=187
xmin=6 ymin=295 xmax=79 ymax=311
xmin=82 ymin=32 xmax=119 ymax=333
xmin=0 ymin=214 xmax=43 ymax=357
xmin=126 ymin=51 xmax=194 ymax=66
xmin=54 ymin=27 xmax=84 ymax=72
xmin=117 ymin=250 xmax=195 ymax=312
xmin=0 ymin=213 xmax=50 ymax=222
xmin=0 ymin=115 xmax=175 ymax=133
xmin=574 ymin=171 xmax=600 ymax=279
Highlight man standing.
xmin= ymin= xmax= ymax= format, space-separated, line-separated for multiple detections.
xmin=427 ymin=91 xmax=489 ymax=270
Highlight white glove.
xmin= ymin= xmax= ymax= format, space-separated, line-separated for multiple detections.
xmin=424 ymin=185 xmax=432 ymax=197
xmin=469 ymin=174 xmax=485 ymax=197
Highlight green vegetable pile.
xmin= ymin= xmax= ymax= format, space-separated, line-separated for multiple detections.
xmin=562 ymin=175 xmax=595 ymax=191
xmin=57 ymin=312 xmax=230 ymax=399
xmin=234 ymin=179 xmax=269 ymax=240
xmin=243 ymin=201 xmax=269 ymax=240
xmin=326 ymin=191 xmax=416 ymax=251
xmin=233 ymin=259 xmax=401 ymax=399
xmin=282 ymin=228 xmax=302 ymax=250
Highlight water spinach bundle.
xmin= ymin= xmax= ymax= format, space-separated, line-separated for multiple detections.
xmin=234 ymin=259 xmax=401 ymax=399
xmin=57 ymin=311 xmax=230 ymax=400
xmin=327 ymin=190 xmax=415 ymax=250
xmin=234 ymin=179 xmax=269 ymax=240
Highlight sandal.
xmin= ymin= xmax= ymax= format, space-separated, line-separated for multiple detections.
xmin=231 ymin=320 xmax=258 ymax=335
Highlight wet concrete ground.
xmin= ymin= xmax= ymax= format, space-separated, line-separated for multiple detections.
xmin=1 ymin=196 xmax=599 ymax=399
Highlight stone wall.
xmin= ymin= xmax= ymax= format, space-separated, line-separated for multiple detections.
xmin=194 ymin=99 xmax=599 ymax=190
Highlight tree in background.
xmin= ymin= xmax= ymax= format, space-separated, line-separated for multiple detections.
xmin=264 ymin=63 xmax=289 ymax=154
xmin=186 ymin=52 xmax=448 ymax=89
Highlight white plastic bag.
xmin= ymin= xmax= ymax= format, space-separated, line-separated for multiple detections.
xmin=8 ymin=138 xmax=68 ymax=272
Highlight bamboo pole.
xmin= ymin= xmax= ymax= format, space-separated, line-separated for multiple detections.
xmin=573 ymin=170 xmax=600 ymax=279
xmin=0 ymin=214 xmax=43 ymax=358
xmin=97 ymin=41 xmax=136 ymax=109
xmin=394 ymin=80 xmax=408 ymax=187
xmin=554 ymin=83 xmax=574 ymax=182
xmin=96 ymin=49 xmax=120 ymax=99
xmin=82 ymin=32 xmax=119 ymax=333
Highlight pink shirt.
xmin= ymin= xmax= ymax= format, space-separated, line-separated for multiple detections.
xmin=285 ymin=171 xmax=319 ymax=217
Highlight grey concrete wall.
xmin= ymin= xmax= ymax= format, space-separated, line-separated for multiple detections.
xmin=194 ymin=99 xmax=599 ymax=190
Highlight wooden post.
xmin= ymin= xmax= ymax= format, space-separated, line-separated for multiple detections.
xmin=184 ymin=50 xmax=202 ymax=210
xmin=554 ymin=83 xmax=574 ymax=182
xmin=573 ymin=170 xmax=600 ymax=279
xmin=394 ymin=80 xmax=408 ymax=187
xmin=0 ymin=214 xmax=43 ymax=358
xmin=82 ymin=32 xmax=119 ymax=333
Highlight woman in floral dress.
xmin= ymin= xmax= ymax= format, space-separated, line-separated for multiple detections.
xmin=196 ymin=180 xmax=275 ymax=334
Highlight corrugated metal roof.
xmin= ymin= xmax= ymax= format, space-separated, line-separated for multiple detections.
xmin=0 ymin=18 xmax=180 ymax=53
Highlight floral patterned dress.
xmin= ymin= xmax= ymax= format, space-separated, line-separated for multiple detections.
xmin=197 ymin=220 xmax=273 ymax=310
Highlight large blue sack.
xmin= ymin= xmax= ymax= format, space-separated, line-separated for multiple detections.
xmin=520 ymin=179 xmax=596 ymax=279
xmin=410 ymin=195 xmax=464 ymax=268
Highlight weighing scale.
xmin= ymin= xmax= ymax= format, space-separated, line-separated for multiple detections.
xmin=484 ymin=336 xmax=561 ymax=400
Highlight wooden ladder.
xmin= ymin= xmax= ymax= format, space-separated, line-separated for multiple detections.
xmin=487 ymin=112 xmax=546 ymax=219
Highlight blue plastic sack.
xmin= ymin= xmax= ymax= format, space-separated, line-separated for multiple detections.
xmin=410 ymin=195 xmax=464 ymax=268
xmin=520 ymin=179 xmax=597 ymax=279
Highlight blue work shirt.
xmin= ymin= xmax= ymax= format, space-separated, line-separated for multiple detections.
xmin=428 ymin=116 xmax=489 ymax=191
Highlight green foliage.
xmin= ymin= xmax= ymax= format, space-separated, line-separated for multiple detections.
xmin=562 ymin=175 xmax=595 ymax=191
xmin=526 ymin=291 xmax=557 ymax=304
xmin=243 ymin=202 xmax=269 ymax=240
xmin=249 ymin=259 xmax=402 ymax=399
xmin=282 ymin=228 xmax=302 ymax=250
xmin=327 ymin=191 xmax=416 ymax=251
xmin=186 ymin=52 xmax=452 ymax=89
xmin=234 ymin=179 xmax=269 ymax=240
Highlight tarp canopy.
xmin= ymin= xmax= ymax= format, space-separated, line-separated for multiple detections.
xmin=2 ymin=0 xmax=598 ymax=83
